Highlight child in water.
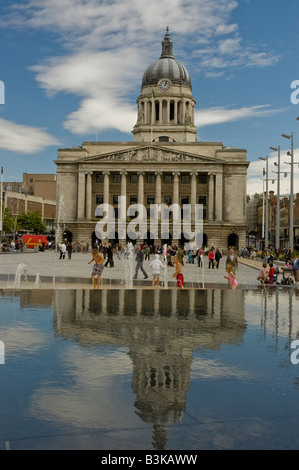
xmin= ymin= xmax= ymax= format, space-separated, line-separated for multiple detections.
xmin=224 ymin=264 xmax=238 ymax=290
xmin=172 ymin=256 xmax=184 ymax=289
xmin=88 ymin=248 xmax=105 ymax=289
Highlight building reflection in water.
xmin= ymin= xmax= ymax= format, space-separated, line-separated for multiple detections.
xmin=49 ymin=288 xmax=246 ymax=450
xmin=7 ymin=287 xmax=298 ymax=449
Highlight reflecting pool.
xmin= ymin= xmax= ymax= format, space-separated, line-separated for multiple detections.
xmin=0 ymin=288 xmax=299 ymax=450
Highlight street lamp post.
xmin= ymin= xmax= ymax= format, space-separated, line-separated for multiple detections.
xmin=259 ymin=156 xmax=269 ymax=250
xmin=270 ymin=146 xmax=281 ymax=250
xmin=282 ymin=132 xmax=294 ymax=251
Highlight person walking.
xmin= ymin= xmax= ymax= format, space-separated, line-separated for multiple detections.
xmin=133 ymin=245 xmax=148 ymax=279
xmin=215 ymin=248 xmax=222 ymax=269
xmin=104 ymin=242 xmax=114 ymax=267
xmin=224 ymin=265 xmax=238 ymax=290
xmin=59 ymin=242 xmax=66 ymax=260
xmin=67 ymin=242 xmax=73 ymax=260
xmin=208 ymin=248 xmax=215 ymax=269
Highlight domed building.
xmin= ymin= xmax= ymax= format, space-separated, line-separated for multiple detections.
xmin=55 ymin=29 xmax=249 ymax=251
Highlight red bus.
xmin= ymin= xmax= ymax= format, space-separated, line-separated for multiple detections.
xmin=19 ymin=234 xmax=47 ymax=250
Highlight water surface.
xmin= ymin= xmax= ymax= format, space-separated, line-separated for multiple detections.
xmin=0 ymin=288 xmax=299 ymax=450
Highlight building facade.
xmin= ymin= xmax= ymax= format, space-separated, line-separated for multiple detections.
xmin=56 ymin=29 xmax=249 ymax=251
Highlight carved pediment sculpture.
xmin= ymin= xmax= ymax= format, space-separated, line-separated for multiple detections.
xmin=77 ymin=146 xmax=219 ymax=164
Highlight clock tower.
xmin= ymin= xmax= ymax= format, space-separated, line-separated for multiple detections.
xmin=133 ymin=28 xmax=197 ymax=143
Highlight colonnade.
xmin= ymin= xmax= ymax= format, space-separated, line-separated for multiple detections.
xmin=77 ymin=170 xmax=223 ymax=223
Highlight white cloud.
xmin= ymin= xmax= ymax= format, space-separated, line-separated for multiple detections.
xmin=0 ymin=0 xmax=280 ymax=138
xmin=0 ymin=118 xmax=60 ymax=153
xmin=195 ymin=105 xmax=285 ymax=128
xmin=247 ymin=148 xmax=299 ymax=196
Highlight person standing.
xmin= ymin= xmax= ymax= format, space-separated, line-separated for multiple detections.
xmin=133 ymin=245 xmax=148 ymax=279
xmin=60 ymin=242 xmax=66 ymax=260
xmin=149 ymin=253 xmax=164 ymax=287
xmin=225 ymin=248 xmax=238 ymax=274
xmin=172 ymin=256 xmax=184 ymax=289
xmin=88 ymin=248 xmax=105 ymax=289
xmin=292 ymin=253 xmax=299 ymax=285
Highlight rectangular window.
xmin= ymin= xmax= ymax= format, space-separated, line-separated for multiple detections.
xmin=96 ymin=195 xmax=103 ymax=204
xmin=147 ymin=174 xmax=155 ymax=183
xmin=130 ymin=174 xmax=138 ymax=183
xmin=147 ymin=195 xmax=155 ymax=205
xmin=198 ymin=196 xmax=207 ymax=205
xmin=113 ymin=195 xmax=119 ymax=205
xmin=96 ymin=174 xmax=104 ymax=183
xmin=198 ymin=174 xmax=207 ymax=184
xmin=113 ymin=174 xmax=121 ymax=183
xmin=164 ymin=196 xmax=172 ymax=205
xmin=130 ymin=195 xmax=138 ymax=204
xmin=181 ymin=196 xmax=189 ymax=205
xmin=164 ymin=174 xmax=172 ymax=184
xmin=181 ymin=174 xmax=190 ymax=184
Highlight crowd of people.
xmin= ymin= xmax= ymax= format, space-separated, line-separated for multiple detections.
xmin=2 ymin=234 xmax=299 ymax=288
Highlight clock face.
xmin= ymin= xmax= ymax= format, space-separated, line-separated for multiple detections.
xmin=159 ymin=80 xmax=170 ymax=91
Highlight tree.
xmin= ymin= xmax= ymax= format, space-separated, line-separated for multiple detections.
xmin=17 ymin=211 xmax=46 ymax=234
xmin=2 ymin=208 xmax=15 ymax=234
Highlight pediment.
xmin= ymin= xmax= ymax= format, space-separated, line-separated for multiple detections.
xmin=76 ymin=146 xmax=219 ymax=164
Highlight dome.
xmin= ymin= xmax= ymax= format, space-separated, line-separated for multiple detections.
xmin=141 ymin=29 xmax=191 ymax=89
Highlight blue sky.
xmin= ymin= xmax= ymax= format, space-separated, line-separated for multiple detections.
xmin=0 ymin=0 xmax=299 ymax=195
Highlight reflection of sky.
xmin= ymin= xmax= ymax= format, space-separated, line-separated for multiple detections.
xmin=1 ymin=290 xmax=299 ymax=450
xmin=30 ymin=347 xmax=136 ymax=430
xmin=1 ymin=324 xmax=48 ymax=358
xmin=245 ymin=291 xmax=299 ymax=339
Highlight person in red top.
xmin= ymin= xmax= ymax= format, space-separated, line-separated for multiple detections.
xmin=268 ymin=263 xmax=275 ymax=285
xmin=208 ymin=248 xmax=215 ymax=269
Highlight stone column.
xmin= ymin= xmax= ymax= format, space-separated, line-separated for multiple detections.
xmin=191 ymin=172 xmax=198 ymax=224
xmin=85 ymin=171 xmax=93 ymax=220
xmin=174 ymin=100 xmax=178 ymax=124
xmin=103 ymin=171 xmax=110 ymax=205
xmin=77 ymin=171 xmax=86 ymax=219
xmin=172 ymin=172 xmax=180 ymax=205
xmin=208 ymin=173 xmax=215 ymax=221
xmin=155 ymin=171 xmax=162 ymax=206
xmin=137 ymin=171 xmax=145 ymax=206
xmin=166 ymin=99 xmax=170 ymax=124
xmin=159 ymin=100 xmax=162 ymax=125
xmin=172 ymin=172 xmax=180 ymax=244
xmin=151 ymin=99 xmax=155 ymax=125
xmin=215 ymin=173 xmax=223 ymax=222
xmin=119 ymin=171 xmax=127 ymax=243
xmin=144 ymin=101 xmax=148 ymax=125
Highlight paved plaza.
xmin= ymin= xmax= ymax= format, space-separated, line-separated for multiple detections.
xmin=0 ymin=249 xmax=267 ymax=289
